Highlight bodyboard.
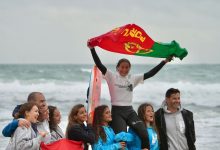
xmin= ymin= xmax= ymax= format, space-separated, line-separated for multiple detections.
xmin=87 ymin=65 xmax=102 ymax=121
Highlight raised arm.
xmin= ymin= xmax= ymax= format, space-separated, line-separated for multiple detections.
xmin=90 ymin=48 xmax=107 ymax=75
xmin=87 ymin=40 xmax=107 ymax=75
xmin=144 ymin=56 xmax=173 ymax=80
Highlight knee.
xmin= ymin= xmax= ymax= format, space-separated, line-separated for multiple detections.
xmin=131 ymin=122 xmax=147 ymax=138
xmin=110 ymin=121 xmax=127 ymax=134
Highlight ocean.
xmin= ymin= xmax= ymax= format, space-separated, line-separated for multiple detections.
xmin=0 ymin=64 xmax=220 ymax=149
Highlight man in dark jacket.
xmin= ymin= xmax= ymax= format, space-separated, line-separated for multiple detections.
xmin=155 ymin=88 xmax=196 ymax=150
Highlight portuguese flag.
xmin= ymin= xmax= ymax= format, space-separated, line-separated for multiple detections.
xmin=88 ymin=24 xmax=188 ymax=60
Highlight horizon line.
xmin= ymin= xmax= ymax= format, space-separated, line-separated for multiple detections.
xmin=0 ymin=63 xmax=220 ymax=65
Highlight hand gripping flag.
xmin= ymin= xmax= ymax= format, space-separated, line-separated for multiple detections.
xmin=40 ymin=139 xmax=83 ymax=150
xmin=88 ymin=24 xmax=188 ymax=60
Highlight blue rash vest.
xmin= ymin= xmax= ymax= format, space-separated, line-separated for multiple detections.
xmin=92 ymin=125 xmax=133 ymax=150
xmin=128 ymin=127 xmax=159 ymax=150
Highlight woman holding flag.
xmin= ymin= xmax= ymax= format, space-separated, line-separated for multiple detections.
xmin=87 ymin=39 xmax=172 ymax=150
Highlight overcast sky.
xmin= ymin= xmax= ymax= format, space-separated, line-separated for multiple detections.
xmin=0 ymin=0 xmax=219 ymax=64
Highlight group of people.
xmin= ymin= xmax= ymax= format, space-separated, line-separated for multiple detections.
xmin=1 ymin=42 xmax=196 ymax=150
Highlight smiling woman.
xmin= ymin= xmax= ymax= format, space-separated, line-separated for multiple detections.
xmin=48 ymin=105 xmax=65 ymax=142
xmin=92 ymin=105 xmax=132 ymax=150
xmin=88 ymin=41 xmax=172 ymax=149
xmin=128 ymin=103 xmax=159 ymax=150
xmin=5 ymin=102 xmax=47 ymax=150
xmin=66 ymin=104 xmax=95 ymax=150
xmin=19 ymin=103 xmax=39 ymax=123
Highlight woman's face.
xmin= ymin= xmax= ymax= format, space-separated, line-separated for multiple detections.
xmin=26 ymin=105 xmax=39 ymax=123
xmin=75 ymin=107 xmax=87 ymax=123
xmin=117 ymin=61 xmax=130 ymax=77
xmin=102 ymin=107 xmax=112 ymax=123
xmin=145 ymin=106 xmax=154 ymax=123
xmin=53 ymin=108 xmax=61 ymax=125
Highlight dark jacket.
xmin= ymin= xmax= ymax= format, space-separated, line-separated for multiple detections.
xmin=66 ymin=123 xmax=95 ymax=150
xmin=155 ymin=108 xmax=196 ymax=150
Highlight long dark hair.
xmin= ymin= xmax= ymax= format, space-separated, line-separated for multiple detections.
xmin=93 ymin=105 xmax=109 ymax=142
xmin=137 ymin=103 xmax=159 ymax=140
xmin=48 ymin=105 xmax=58 ymax=131
xmin=66 ymin=104 xmax=85 ymax=138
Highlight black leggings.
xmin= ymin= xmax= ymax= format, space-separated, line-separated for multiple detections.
xmin=110 ymin=105 xmax=149 ymax=149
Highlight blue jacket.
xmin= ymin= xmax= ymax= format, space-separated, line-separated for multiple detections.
xmin=92 ymin=125 xmax=133 ymax=150
xmin=2 ymin=119 xmax=19 ymax=137
xmin=127 ymin=127 xmax=159 ymax=150
xmin=2 ymin=104 xmax=21 ymax=137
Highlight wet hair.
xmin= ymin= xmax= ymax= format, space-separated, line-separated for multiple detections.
xmin=165 ymin=88 xmax=180 ymax=98
xmin=16 ymin=102 xmax=37 ymax=119
xmin=27 ymin=92 xmax=43 ymax=102
xmin=93 ymin=105 xmax=109 ymax=142
xmin=48 ymin=105 xmax=58 ymax=131
xmin=66 ymin=104 xmax=85 ymax=138
xmin=116 ymin=58 xmax=131 ymax=69
xmin=137 ymin=103 xmax=159 ymax=140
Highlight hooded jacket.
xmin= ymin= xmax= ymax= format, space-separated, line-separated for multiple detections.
xmin=5 ymin=126 xmax=44 ymax=150
xmin=2 ymin=119 xmax=51 ymax=144
xmin=155 ymin=101 xmax=196 ymax=150
xmin=50 ymin=126 xmax=64 ymax=142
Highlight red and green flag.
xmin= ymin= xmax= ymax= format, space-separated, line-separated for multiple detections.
xmin=88 ymin=24 xmax=188 ymax=60
xmin=40 ymin=139 xmax=83 ymax=150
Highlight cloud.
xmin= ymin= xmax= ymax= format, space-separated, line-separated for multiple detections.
xmin=0 ymin=0 xmax=219 ymax=64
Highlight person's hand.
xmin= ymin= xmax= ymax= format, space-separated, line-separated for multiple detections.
xmin=87 ymin=39 xmax=94 ymax=49
xmin=38 ymin=105 xmax=49 ymax=121
xmin=119 ymin=141 xmax=126 ymax=149
xmin=164 ymin=55 xmax=174 ymax=63
xmin=38 ymin=131 xmax=48 ymax=137
xmin=18 ymin=119 xmax=31 ymax=128
xmin=87 ymin=113 xmax=93 ymax=124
